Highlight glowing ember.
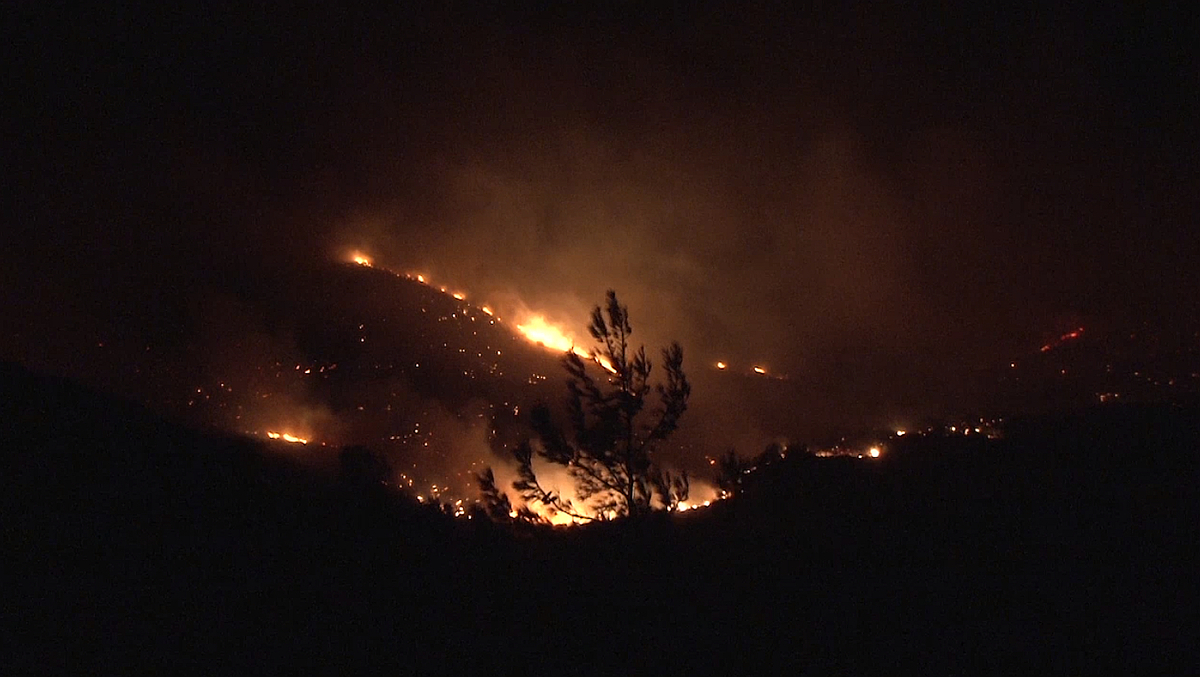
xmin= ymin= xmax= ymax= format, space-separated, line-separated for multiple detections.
xmin=452 ymin=292 xmax=465 ymax=300
xmin=480 ymin=306 xmax=494 ymax=316
xmin=716 ymin=361 xmax=727 ymax=370
xmin=752 ymin=366 xmax=766 ymax=375
xmin=266 ymin=431 xmax=308 ymax=444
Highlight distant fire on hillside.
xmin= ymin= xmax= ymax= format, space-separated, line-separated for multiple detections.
xmin=1040 ymin=327 xmax=1085 ymax=353
xmin=108 ymin=250 xmax=1197 ymax=527
xmin=348 ymin=251 xmax=619 ymax=372
xmin=266 ymin=431 xmax=309 ymax=444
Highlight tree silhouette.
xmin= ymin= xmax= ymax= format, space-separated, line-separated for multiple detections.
xmin=338 ymin=444 xmax=391 ymax=489
xmin=507 ymin=290 xmax=691 ymax=521
xmin=715 ymin=448 xmax=749 ymax=497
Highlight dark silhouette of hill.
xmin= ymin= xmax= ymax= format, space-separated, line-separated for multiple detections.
xmin=4 ymin=361 xmax=1195 ymax=672
xmin=983 ymin=323 xmax=1200 ymax=415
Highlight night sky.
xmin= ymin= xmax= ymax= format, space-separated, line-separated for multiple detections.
xmin=6 ymin=3 xmax=1198 ymax=423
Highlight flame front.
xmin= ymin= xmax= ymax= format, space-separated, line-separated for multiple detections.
xmin=266 ymin=431 xmax=309 ymax=444
xmin=343 ymin=251 xmax=619 ymax=373
xmin=515 ymin=315 xmax=578 ymax=354
xmin=514 ymin=315 xmax=615 ymax=371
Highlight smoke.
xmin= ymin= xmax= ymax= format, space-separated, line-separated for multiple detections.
xmin=330 ymin=121 xmax=996 ymax=426
xmin=9 ymin=2 xmax=1196 ymax=473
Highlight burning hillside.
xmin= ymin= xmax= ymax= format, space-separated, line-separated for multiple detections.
xmin=348 ymin=251 xmax=616 ymax=372
xmin=55 ymin=251 xmax=741 ymax=521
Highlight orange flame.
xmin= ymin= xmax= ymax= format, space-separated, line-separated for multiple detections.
xmin=337 ymin=252 xmax=621 ymax=373
xmin=266 ymin=431 xmax=308 ymax=444
xmin=515 ymin=315 xmax=577 ymax=353
xmin=514 ymin=315 xmax=616 ymax=373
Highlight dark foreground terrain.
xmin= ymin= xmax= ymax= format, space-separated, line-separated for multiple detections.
xmin=4 ymin=361 xmax=1195 ymax=673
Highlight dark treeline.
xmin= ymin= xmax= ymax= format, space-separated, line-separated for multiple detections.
xmin=3 ymin=361 xmax=1195 ymax=673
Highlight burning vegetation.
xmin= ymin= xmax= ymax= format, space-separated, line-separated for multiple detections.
xmin=76 ymin=250 xmax=1199 ymax=528
xmin=488 ymin=291 xmax=693 ymax=523
xmin=266 ymin=431 xmax=309 ymax=444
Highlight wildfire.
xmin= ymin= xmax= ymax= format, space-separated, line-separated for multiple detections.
xmin=1040 ymin=326 xmax=1085 ymax=353
xmin=515 ymin=315 xmax=577 ymax=353
xmin=514 ymin=476 xmax=724 ymax=525
xmin=515 ymin=315 xmax=616 ymax=372
xmin=266 ymin=431 xmax=309 ymax=444
xmin=341 ymin=251 xmax=622 ymax=372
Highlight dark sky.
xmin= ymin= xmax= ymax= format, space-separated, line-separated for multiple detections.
xmin=6 ymin=3 xmax=1199 ymax=418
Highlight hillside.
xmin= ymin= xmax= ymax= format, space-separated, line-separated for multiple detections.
xmin=4 ymin=361 xmax=1195 ymax=672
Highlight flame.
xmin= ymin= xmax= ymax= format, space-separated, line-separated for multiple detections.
xmin=515 ymin=315 xmax=616 ymax=372
xmin=1039 ymin=327 xmax=1085 ymax=353
xmin=515 ymin=315 xmax=576 ymax=353
xmin=868 ymin=446 xmax=881 ymax=458
xmin=266 ymin=431 xmax=308 ymax=444
xmin=716 ymin=361 xmax=727 ymax=370
xmin=752 ymin=366 xmax=766 ymax=375
xmin=512 ymin=474 xmax=723 ymax=525
xmin=338 ymin=252 xmax=623 ymax=373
